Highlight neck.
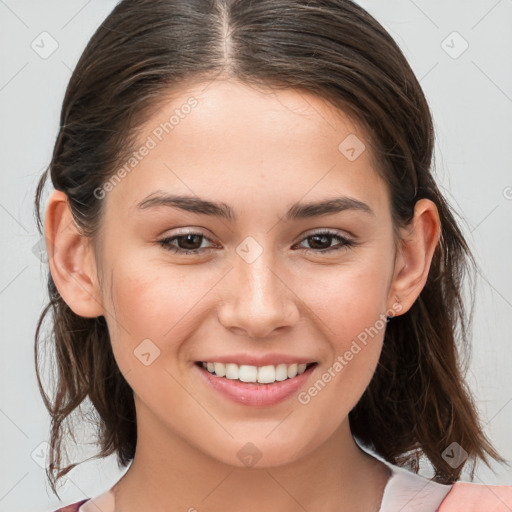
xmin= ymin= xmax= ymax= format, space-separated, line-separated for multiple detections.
xmin=112 ymin=404 xmax=390 ymax=512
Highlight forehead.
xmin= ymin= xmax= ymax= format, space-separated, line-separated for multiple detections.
xmin=104 ymin=79 xmax=389 ymax=217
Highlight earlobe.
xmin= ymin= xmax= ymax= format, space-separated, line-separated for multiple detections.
xmin=44 ymin=190 xmax=104 ymax=318
xmin=388 ymin=199 xmax=441 ymax=315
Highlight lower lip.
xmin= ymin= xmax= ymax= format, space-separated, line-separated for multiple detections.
xmin=195 ymin=363 xmax=317 ymax=407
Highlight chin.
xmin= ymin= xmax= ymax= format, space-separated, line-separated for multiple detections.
xmin=202 ymin=436 xmax=315 ymax=470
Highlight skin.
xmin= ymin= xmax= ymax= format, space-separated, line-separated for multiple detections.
xmin=45 ymin=79 xmax=441 ymax=512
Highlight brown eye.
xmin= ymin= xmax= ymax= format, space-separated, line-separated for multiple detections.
xmin=158 ymin=229 xmax=356 ymax=256
xmin=175 ymin=234 xmax=203 ymax=250
xmin=295 ymin=230 xmax=355 ymax=253
xmin=158 ymin=232 xmax=215 ymax=255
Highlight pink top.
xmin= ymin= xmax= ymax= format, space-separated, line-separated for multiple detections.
xmin=52 ymin=445 xmax=512 ymax=512
xmin=52 ymin=472 xmax=512 ymax=512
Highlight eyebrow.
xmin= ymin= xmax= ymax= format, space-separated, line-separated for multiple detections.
xmin=136 ymin=192 xmax=375 ymax=221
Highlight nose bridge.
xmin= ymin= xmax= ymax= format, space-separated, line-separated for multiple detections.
xmin=240 ymin=246 xmax=280 ymax=306
xmin=218 ymin=235 xmax=299 ymax=337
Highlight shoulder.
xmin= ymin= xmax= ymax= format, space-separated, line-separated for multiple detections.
xmin=438 ymin=481 xmax=512 ymax=511
xmin=53 ymin=498 xmax=90 ymax=512
xmin=378 ymin=462 xmax=453 ymax=511
xmin=54 ymin=485 xmax=116 ymax=512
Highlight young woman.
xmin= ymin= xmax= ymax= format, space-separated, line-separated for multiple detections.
xmin=34 ymin=0 xmax=512 ymax=510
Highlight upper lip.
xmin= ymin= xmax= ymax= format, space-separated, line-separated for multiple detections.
xmin=196 ymin=353 xmax=317 ymax=367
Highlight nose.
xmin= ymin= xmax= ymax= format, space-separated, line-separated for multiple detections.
xmin=216 ymin=249 xmax=301 ymax=339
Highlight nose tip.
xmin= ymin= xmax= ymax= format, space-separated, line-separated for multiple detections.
xmin=216 ymin=258 xmax=300 ymax=339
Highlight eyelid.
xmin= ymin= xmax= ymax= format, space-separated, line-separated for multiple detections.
xmin=297 ymin=227 xmax=355 ymax=242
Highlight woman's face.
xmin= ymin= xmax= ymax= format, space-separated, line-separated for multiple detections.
xmin=92 ymin=79 xmax=404 ymax=467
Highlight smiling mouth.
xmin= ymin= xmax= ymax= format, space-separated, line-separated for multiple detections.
xmin=195 ymin=361 xmax=318 ymax=385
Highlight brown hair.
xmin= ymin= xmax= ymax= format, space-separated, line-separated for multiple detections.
xmin=34 ymin=0 xmax=507 ymax=498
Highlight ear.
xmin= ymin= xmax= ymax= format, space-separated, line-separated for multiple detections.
xmin=387 ymin=198 xmax=441 ymax=316
xmin=44 ymin=190 xmax=104 ymax=318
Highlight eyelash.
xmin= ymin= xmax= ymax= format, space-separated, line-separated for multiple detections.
xmin=158 ymin=230 xmax=356 ymax=256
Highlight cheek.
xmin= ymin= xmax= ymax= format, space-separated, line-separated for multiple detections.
xmin=108 ymin=255 xmax=203 ymax=329
xmin=293 ymin=255 xmax=392 ymax=412
xmin=104 ymin=256 xmax=218 ymax=369
xmin=104 ymin=263 xmax=206 ymax=414
xmin=300 ymin=257 xmax=392 ymax=346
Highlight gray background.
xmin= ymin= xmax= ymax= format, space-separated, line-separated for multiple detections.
xmin=0 ymin=1 xmax=511 ymax=510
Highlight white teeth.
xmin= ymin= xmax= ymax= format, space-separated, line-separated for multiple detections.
xmin=225 ymin=363 xmax=238 ymax=380
xmin=201 ymin=361 xmax=313 ymax=383
xmin=214 ymin=362 xmax=226 ymax=377
xmin=238 ymin=365 xmax=258 ymax=383
xmin=287 ymin=363 xmax=298 ymax=378
xmin=257 ymin=365 xmax=275 ymax=384
xmin=275 ymin=363 xmax=288 ymax=381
